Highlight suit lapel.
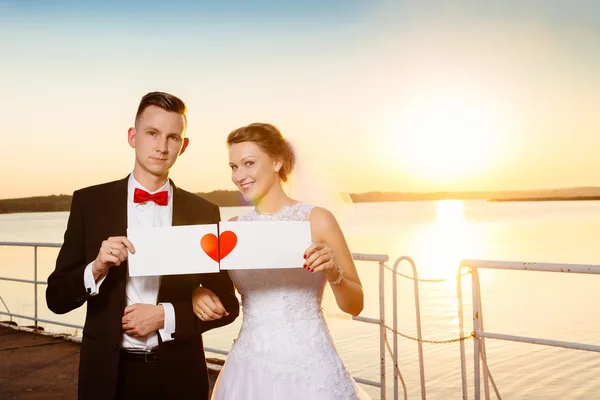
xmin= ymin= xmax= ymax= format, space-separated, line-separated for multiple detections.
xmin=113 ymin=176 xmax=129 ymax=237
xmin=158 ymin=179 xmax=188 ymax=301
xmin=171 ymin=179 xmax=189 ymax=228
xmin=109 ymin=176 xmax=129 ymax=292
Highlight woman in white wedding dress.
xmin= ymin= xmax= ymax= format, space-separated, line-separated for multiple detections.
xmin=192 ymin=123 xmax=371 ymax=400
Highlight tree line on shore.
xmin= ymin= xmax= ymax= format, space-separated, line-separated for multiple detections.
xmin=0 ymin=191 xmax=444 ymax=213
xmin=2 ymin=187 xmax=600 ymax=214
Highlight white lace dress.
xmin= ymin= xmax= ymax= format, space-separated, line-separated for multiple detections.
xmin=211 ymin=202 xmax=370 ymax=400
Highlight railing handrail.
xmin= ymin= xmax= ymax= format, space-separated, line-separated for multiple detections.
xmin=0 ymin=242 xmax=62 ymax=248
xmin=353 ymin=253 xmax=390 ymax=262
xmin=461 ymin=259 xmax=600 ymax=274
xmin=457 ymin=258 xmax=600 ymax=400
xmin=0 ymin=242 xmax=389 ymax=260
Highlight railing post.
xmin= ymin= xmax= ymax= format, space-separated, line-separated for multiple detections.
xmin=34 ymin=246 xmax=38 ymax=330
xmin=475 ymin=272 xmax=490 ymax=400
xmin=457 ymin=264 xmax=469 ymax=400
xmin=472 ymin=268 xmax=481 ymax=400
xmin=392 ymin=259 xmax=399 ymax=400
xmin=379 ymin=260 xmax=386 ymax=400
xmin=410 ymin=260 xmax=426 ymax=400
xmin=393 ymin=256 xmax=426 ymax=399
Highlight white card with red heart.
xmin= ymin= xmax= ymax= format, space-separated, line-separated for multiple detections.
xmin=218 ymin=221 xmax=312 ymax=270
xmin=127 ymin=224 xmax=220 ymax=277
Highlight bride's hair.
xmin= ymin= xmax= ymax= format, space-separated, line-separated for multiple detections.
xmin=227 ymin=123 xmax=296 ymax=182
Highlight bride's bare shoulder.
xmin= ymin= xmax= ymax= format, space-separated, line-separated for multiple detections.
xmin=308 ymin=206 xmax=338 ymax=231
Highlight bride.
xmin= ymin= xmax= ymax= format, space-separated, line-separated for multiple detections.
xmin=192 ymin=123 xmax=371 ymax=399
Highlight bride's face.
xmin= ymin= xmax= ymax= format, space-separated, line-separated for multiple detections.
xmin=228 ymin=141 xmax=282 ymax=202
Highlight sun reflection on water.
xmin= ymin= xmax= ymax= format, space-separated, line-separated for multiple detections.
xmin=422 ymin=200 xmax=473 ymax=282
xmin=431 ymin=200 xmax=479 ymax=332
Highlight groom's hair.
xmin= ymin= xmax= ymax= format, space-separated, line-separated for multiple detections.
xmin=227 ymin=123 xmax=295 ymax=182
xmin=135 ymin=91 xmax=187 ymax=127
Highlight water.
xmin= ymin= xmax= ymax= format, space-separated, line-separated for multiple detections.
xmin=2 ymin=200 xmax=600 ymax=399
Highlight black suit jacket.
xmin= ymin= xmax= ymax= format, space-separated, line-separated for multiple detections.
xmin=46 ymin=176 xmax=239 ymax=400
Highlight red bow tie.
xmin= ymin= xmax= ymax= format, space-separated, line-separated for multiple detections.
xmin=133 ymin=188 xmax=169 ymax=206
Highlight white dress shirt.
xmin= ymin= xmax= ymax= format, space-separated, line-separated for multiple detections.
xmin=83 ymin=174 xmax=176 ymax=350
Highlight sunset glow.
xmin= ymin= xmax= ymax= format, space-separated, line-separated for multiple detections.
xmin=383 ymin=87 xmax=516 ymax=186
xmin=1 ymin=1 xmax=599 ymax=197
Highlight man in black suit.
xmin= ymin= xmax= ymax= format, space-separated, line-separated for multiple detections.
xmin=46 ymin=91 xmax=239 ymax=400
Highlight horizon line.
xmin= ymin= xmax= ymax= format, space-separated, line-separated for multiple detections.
xmin=3 ymin=185 xmax=600 ymax=202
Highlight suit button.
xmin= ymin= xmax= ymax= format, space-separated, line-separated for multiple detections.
xmin=112 ymin=344 xmax=118 ymax=351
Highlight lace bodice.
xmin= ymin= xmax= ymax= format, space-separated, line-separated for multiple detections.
xmin=221 ymin=202 xmax=362 ymax=399
xmin=232 ymin=202 xmax=325 ymax=322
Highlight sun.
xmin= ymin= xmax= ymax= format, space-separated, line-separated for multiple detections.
xmin=385 ymin=89 xmax=508 ymax=184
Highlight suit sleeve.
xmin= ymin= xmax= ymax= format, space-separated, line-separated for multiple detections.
xmin=171 ymin=205 xmax=240 ymax=340
xmin=46 ymin=190 xmax=91 ymax=314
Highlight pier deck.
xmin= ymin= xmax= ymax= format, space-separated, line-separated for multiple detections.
xmin=0 ymin=323 xmax=221 ymax=399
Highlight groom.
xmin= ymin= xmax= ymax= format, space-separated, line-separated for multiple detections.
xmin=46 ymin=91 xmax=239 ymax=400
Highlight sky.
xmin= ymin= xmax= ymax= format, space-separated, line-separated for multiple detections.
xmin=1 ymin=0 xmax=600 ymax=198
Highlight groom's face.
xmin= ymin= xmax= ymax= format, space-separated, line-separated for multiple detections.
xmin=229 ymin=141 xmax=281 ymax=202
xmin=128 ymin=105 xmax=189 ymax=179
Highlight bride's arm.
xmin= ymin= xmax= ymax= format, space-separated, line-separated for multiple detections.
xmin=191 ymin=215 xmax=240 ymax=327
xmin=306 ymin=207 xmax=364 ymax=316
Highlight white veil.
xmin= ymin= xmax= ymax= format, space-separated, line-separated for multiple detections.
xmin=284 ymin=138 xmax=354 ymax=221
xmin=283 ymin=139 xmax=356 ymax=320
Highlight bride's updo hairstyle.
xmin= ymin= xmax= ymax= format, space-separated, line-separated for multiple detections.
xmin=227 ymin=123 xmax=296 ymax=182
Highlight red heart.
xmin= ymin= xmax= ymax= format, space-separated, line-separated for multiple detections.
xmin=219 ymin=231 xmax=238 ymax=260
xmin=200 ymin=234 xmax=219 ymax=262
xmin=200 ymin=231 xmax=238 ymax=262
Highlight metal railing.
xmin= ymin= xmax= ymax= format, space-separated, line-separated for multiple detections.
xmin=457 ymin=259 xmax=600 ymax=400
xmin=8 ymin=243 xmax=600 ymax=398
xmin=0 ymin=242 xmax=63 ymax=330
xmin=385 ymin=257 xmax=475 ymax=400
xmin=352 ymin=252 xmax=390 ymax=399
xmin=383 ymin=256 xmax=426 ymax=400
xmin=0 ymin=242 xmax=393 ymax=399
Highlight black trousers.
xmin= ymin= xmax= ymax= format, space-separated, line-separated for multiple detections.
xmin=114 ymin=352 xmax=163 ymax=400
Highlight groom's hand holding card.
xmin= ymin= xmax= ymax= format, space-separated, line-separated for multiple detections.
xmin=126 ymin=221 xmax=312 ymax=276
xmin=127 ymin=224 xmax=221 ymax=277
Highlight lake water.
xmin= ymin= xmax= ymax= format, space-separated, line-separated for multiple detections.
xmin=2 ymin=200 xmax=600 ymax=399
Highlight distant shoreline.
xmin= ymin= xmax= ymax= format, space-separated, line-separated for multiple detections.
xmin=489 ymin=196 xmax=600 ymax=202
xmin=2 ymin=188 xmax=600 ymax=214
